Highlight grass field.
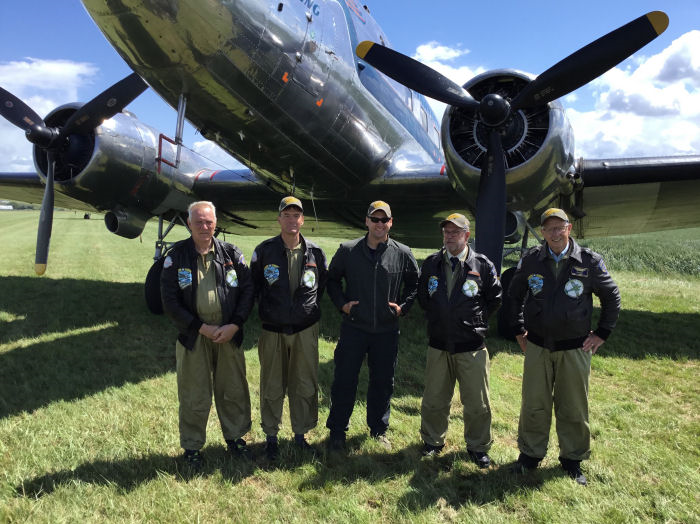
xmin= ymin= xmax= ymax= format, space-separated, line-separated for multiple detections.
xmin=1 ymin=210 xmax=698 ymax=523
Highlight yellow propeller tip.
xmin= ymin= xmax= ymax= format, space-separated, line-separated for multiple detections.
xmin=356 ymin=41 xmax=374 ymax=59
xmin=35 ymin=264 xmax=46 ymax=275
xmin=647 ymin=11 xmax=669 ymax=36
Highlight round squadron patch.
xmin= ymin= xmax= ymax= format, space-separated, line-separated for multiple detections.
xmin=427 ymin=276 xmax=439 ymax=296
xmin=564 ymin=278 xmax=584 ymax=298
xmin=303 ymin=269 xmax=316 ymax=288
xmin=163 ymin=255 xmax=173 ymax=269
xmin=528 ymin=274 xmax=544 ymax=295
xmin=462 ymin=279 xmax=479 ymax=297
xmin=264 ymin=264 xmax=280 ymax=285
xmin=226 ymin=268 xmax=239 ymax=287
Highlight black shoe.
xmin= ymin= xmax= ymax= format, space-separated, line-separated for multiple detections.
xmin=265 ymin=436 xmax=279 ymax=461
xmin=294 ymin=434 xmax=314 ymax=453
xmin=468 ymin=450 xmax=491 ymax=469
xmin=421 ymin=443 xmax=444 ymax=457
xmin=560 ymin=458 xmax=587 ymax=486
xmin=183 ymin=449 xmax=203 ymax=470
xmin=226 ymin=438 xmax=252 ymax=460
xmin=511 ymin=452 xmax=540 ymax=474
xmin=327 ymin=433 xmax=347 ymax=452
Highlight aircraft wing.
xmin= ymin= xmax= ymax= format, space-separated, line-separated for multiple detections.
xmin=0 ymin=172 xmax=99 ymax=212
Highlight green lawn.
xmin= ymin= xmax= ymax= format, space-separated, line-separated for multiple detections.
xmin=1 ymin=211 xmax=698 ymax=523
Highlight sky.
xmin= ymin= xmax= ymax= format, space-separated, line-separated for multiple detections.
xmin=1 ymin=0 xmax=699 ymax=173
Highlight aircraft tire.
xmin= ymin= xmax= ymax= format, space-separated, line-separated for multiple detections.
xmin=144 ymin=258 xmax=165 ymax=315
xmin=497 ymin=266 xmax=517 ymax=340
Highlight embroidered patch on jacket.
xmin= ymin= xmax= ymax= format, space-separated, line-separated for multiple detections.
xmin=163 ymin=256 xmax=172 ymax=269
xmin=528 ymin=274 xmax=544 ymax=295
xmin=251 ymin=250 xmax=258 ymax=263
xmin=571 ymin=266 xmax=589 ymax=277
xmin=226 ymin=268 xmax=239 ymax=288
xmin=264 ymin=264 xmax=280 ymax=285
xmin=427 ymin=276 xmax=439 ymax=296
xmin=564 ymin=278 xmax=584 ymax=298
xmin=178 ymin=268 xmax=192 ymax=289
xmin=468 ymin=270 xmax=481 ymax=277
xmin=303 ymin=269 xmax=316 ymax=288
xmin=462 ymin=279 xmax=479 ymax=297
xmin=598 ymin=259 xmax=609 ymax=275
xmin=238 ymin=253 xmax=246 ymax=265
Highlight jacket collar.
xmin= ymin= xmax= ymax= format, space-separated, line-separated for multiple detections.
xmin=537 ymin=238 xmax=582 ymax=263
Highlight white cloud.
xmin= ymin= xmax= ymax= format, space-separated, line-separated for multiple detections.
xmin=0 ymin=58 xmax=98 ymax=171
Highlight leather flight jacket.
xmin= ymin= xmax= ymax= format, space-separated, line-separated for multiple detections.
xmin=418 ymin=247 xmax=502 ymax=353
xmin=160 ymin=236 xmax=254 ymax=350
xmin=327 ymin=234 xmax=419 ymax=333
xmin=508 ymin=239 xmax=621 ymax=350
xmin=251 ymin=234 xmax=328 ymax=334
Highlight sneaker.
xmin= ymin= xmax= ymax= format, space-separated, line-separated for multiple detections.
xmin=294 ymin=434 xmax=314 ymax=453
xmin=468 ymin=450 xmax=491 ymax=469
xmin=510 ymin=452 xmax=540 ymax=474
xmin=265 ymin=435 xmax=279 ymax=461
xmin=560 ymin=458 xmax=587 ymax=486
xmin=421 ymin=443 xmax=444 ymax=457
xmin=183 ymin=449 xmax=203 ymax=470
xmin=372 ymin=433 xmax=392 ymax=451
xmin=226 ymin=438 xmax=252 ymax=460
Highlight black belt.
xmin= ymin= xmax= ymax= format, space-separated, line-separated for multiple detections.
xmin=527 ymin=332 xmax=587 ymax=351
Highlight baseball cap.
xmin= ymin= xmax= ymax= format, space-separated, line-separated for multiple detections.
xmin=279 ymin=196 xmax=303 ymax=213
xmin=440 ymin=213 xmax=469 ymax=230
xmin=540 ymin=208 xmax=569 ymax=225
xmin=367 ymin=200 xmax=392 ymax=218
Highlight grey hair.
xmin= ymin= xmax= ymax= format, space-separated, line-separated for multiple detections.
xmin=187 ymin=201 xmax=216 ymax=220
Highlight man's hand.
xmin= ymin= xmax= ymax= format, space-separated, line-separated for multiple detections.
xmin=213 ymin=324 xmax=240 ymax=344
xmin=515 ymin=332 xmax=528 ymax=353
xmin=199 ymin=323 xmax=218 ymax=340
xmin=342 ymin=301 xmax=359 ymax=315
xmin=388 ymin=302 xmax=402 ymax=316
xmin=582 ymin=331 xmax=604 ymax=354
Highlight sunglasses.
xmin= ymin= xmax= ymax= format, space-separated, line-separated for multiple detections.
xmin=367 ymin=216 xmax=391 ymax=223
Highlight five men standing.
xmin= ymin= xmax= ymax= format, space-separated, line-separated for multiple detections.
xmin=251 ymin=197 xmax=327 ymax=460
xmin=417 ymin=213 xmax=502 ymax=467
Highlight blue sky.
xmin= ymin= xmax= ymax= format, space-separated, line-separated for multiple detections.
xmin=1 ymin=0 xmax=699 ymax=171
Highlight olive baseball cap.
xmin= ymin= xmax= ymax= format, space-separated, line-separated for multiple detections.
xmin=367 ymin=200 xmax=392 ymax=217
xmin=279 ymin=196 xmax=303 ymax=213
xmin=440 ymin=213 xmax=469 ymax=230
xmin=540 ymin=208 xmax=569 ymax=225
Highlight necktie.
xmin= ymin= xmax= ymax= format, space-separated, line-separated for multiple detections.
xmin=450 ymin=256 xmax=459 ymax=271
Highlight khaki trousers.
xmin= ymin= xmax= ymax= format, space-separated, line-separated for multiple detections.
xmin=176 ymin=336 xmax=251 ymax=450
xmin=258 ymin=323 xmax=319 ymax=436
xmin=518 ymin=342 xmax=591 ymax=461
xmin=420 ymin=347 xmax=492 ymax=451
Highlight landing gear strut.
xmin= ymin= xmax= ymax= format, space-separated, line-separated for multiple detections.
xmin=144 ymin=213 xmax=188 ymax=314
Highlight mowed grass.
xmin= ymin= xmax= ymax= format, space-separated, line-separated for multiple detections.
xmin=0 ymin=210 xmax=698 ymax=523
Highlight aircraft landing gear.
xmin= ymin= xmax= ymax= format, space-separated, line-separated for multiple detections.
xmin=144 ymin=213 xmax=188 ymax=314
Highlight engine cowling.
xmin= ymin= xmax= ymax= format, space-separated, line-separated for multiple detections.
xmin=442 ymin=70 xmax=576 ymax=225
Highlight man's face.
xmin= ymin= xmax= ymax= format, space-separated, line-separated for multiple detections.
xmin=278 ymin=206 xmax=304 ymax=235
xmin=188 ymin=205 xmax=217 ymax=245
xmin=541 ymin=217 xmax=572 ymax=253
xmin=365 ymin=210 xmax=392 ymax=241
xmin=442 ymin=224 xmax=469 ymax=255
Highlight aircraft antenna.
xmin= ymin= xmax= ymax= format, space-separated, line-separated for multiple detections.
xmin=310 ymin=190 xmax=320 ymax=233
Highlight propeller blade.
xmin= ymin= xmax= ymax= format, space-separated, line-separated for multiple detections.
xmin=35 ymin=151 xmax=55 ymax=275
xmin=511 ymin=11 xmax=668 ymax=110
xmin=0 ymin=87 xmax=46 ymax=131
xmin=474 ymin=130 xmax=507 ymax=275
xmin=356 ymin=41 xmax=479 ymax=110
xmin=60 ymin=72 xmax=148 ymax=137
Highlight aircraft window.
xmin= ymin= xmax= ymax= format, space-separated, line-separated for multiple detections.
xmin=421 ymin=106 xmax=428 ymax=131
xmin=432 ymin=125 xmax=440 ymax=148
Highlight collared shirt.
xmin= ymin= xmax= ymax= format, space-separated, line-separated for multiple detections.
xmin=443 ymin=245 xmax=468 ymax=298
xmin=286 ymin=242 xmax=303 ymax=297
xmin=196 ymin=245 xmax=222 ymax=324
xmin=547 ymin=242 xmax=571 ymax=279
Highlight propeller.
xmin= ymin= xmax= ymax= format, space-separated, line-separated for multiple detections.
xmin=0 ymin=73 xmax=147 ymax=274
xmin=356 ymin=11 xmax=668 ymax=274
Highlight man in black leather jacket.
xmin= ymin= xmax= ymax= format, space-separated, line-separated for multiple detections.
xmin=251 ymin=196 xmax=327 ymax=459
xmin=161 ymin=201 xmax=254 ymax=468
xmin=417 ymin=213 xmax=501 ymax=467
xmin=508 ymin=208 xmax=621 ymax=485
xmin=325 ymin=201 xmax=418 ymax=450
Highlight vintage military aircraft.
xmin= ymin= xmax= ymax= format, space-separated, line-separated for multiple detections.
xmin=1 ymin=1 xmax=699 ymax=304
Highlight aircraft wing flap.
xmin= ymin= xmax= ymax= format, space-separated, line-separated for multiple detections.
xmin=581 ymin=155 xmax=700 ymax=186
xmin=0 ymin=172 xmax=98 ymax=212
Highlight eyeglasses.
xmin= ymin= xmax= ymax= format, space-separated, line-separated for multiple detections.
xmin=442 ymin=228 xmax=466 ymax=236
xmin=367 ymin=216 xmax=391 ymax=223
xmin=541 ymin=225 xmax=569 ymax=234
